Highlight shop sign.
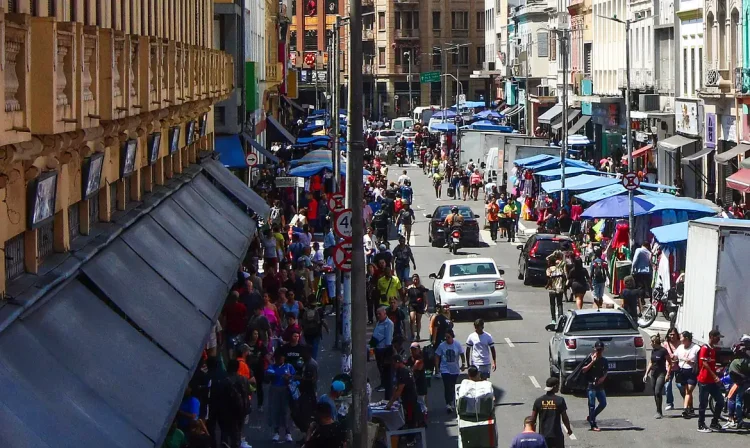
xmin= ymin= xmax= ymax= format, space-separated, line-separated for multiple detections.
xmin=635 ymin=131 xmax=649 ymax=143
xmin=721 ymin=115 xmax=737 ymax=142
xmin=592 ymin=102 xmax=620 ymax=128
xmin=674 ymin=99 xmax=699 ymax=136
xmin=705 ymin=113 xmax=717 ymax=148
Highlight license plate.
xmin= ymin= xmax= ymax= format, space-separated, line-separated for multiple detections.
xmin=608 ymin=362 xmax=616 ymax=370
xmin=468 ymin=299 xmax=484 ymax=306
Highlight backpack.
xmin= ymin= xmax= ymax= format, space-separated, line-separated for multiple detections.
xmin=224 ymin=376 xmax=249 ymax=417
xmin=592 ymin=260 xmax=606 ymax=283
xmin=301 ymin=307 xmax=321 ymax=334
xmin=270 ymin=207 xmax=283 ymax=225
xmin=400 ymin=209 xmax=414 ymax=225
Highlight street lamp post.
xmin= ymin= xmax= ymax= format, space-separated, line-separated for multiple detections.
xmin=405 ymin=50 xmax=413 ymax=114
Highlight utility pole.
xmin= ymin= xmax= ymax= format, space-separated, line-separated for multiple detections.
xmin=525 ymin=39 xmax=531 ymax=135
xmin=331 ymin=17 xmax=342 ymax=351
xmin=406 ymin=49 xmax=413 ymax=115
xmin=345 ymin=2 xmax=368 ymax=447
xmin=560 ymin=29 xmax=569 ymax=208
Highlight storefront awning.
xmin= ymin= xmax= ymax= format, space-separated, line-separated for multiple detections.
xmin=551 ymin=109 xmax=581 ymax=131
xmin=743 ymin=158 xmax=750 ymax=169
xmin=0 ymin=172 xmax=258 ymax=448
xmin=726 ymin=168 xmax=750 ymax=193
xmin=241 ymin=132 xmax=281 ymax=164
xmin=505 ymin=104 xmax=524 ymax=117
xmin=214 ymin=135 xmax=247 ymax=169
xmin=631 ymin=144 xmax=653 ymax=158
xmin=657 ymin=135 xmax=696 ymax=153
xmin=266 ymin=115 xmax=297 ymax=144
xmin=567 ymin=115 xmax=591 ymax=135
xmin=714 ymin=143 xmax=750 ymax=164
xmin=202 ymin=158 xmax=271 ymax=218
xmin=538 ymin=104 xmax=563 ymax=124
xmin=680 ymin=146 xmax=714 ymax=164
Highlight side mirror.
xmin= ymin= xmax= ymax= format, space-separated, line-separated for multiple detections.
xmin=428 ymin=273 xmax=437 ymax=279
xmin=425 ymin=214 xmax=432 ymax=219
xmin=545 ymin=323 xmax=556 ymax=332
xmin=474 ymin=214 xmax=480 ymax=218
xmin=497 ymin=268 xmax=505 ymax=275
xmin=516 ymin=244 xmax=524 ymax=250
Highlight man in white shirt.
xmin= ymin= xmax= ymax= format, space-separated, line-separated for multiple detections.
xmin=465 ymin=318 xmax=497 ymax=379
xmin=397 ymin=170 xmax=411 ymax=186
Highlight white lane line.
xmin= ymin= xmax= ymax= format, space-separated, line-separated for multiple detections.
xmin=529 ymin=376 xmax=541 ymax=389
xmin=422 ymin=213 xmax=429 ymax=217
xmin=479 ymin=229 xmax=497 ymax=246
xmin=466 ymin=254 xmax=477 ymax=258
xmin=409 ymin=231 xmax=417 ymax=246
xmin=504 ymin=337 xmax=515 ymax=348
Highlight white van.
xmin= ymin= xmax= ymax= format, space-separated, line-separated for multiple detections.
xmin=483 ymin=147 xmax=504 ymax=184
xmin=413 ymin=106 xmax=441 ymax=124
xmin=391 ymin=117 xmax=415 ymax=135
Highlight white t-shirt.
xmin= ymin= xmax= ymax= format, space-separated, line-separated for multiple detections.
xmin=363 ymin=234 xmax=375 ymax=254
xmin=436 ymin=340 xmax=463 ymax=375
xmin=466 ymin=331 xmax=494 ymax=366
xmin=674 ymin=343 xmax=700 ymax=369
xmin=398 ymin=174 xmax=411 ymax=186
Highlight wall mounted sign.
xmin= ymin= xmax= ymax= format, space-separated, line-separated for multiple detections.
xmin=705 ymin=113 xmax=716 ymax=148
xmin=674 ymin=99 xmax=699 ymax=136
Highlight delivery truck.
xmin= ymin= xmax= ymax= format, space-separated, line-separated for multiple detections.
xmin=458 ymin=130 xmax=549 ymax=177
xmin=679 ymin=218 xmax=750 ymax=345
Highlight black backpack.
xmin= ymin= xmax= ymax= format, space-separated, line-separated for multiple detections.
xmin=591 ymin=260 xmax=606 ymax=283
xmin=223 ymin=376 xmax=249 ymax=417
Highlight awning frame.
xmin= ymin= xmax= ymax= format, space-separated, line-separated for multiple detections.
xmin=538 ymin=104 xmax=563 ymax=124
xmin=715 ymin=143 xmax=750 ymax=164
xmin=680 ymin=146 xmax=715 ymax=164
xmin=551 ymin=109 xmax=581 ymax=131
xmin=567 ymin=115 xmax=591 ymax=135
xmin=266 ymin=115 xmax=297 ymax=144
xmin=241 ymin=132 xmax=281 ymax=164
xmin=657 ymin=134 xmax=697 ymax=153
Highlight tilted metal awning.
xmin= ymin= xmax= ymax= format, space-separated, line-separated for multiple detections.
xmin=657 ymin=135 xmax=697 ymax=153
xmin=551 ymin=109 xmax=581 ymax=131
xmin=538 ymin=104 xmax=563 ymax=124
xmin=567 ymin=115 xmax=591 ymax=135
xmin=680 ymin=146 xmax=715 ymax=164
xmin=714 ymin=143 xmax=750 ymax=164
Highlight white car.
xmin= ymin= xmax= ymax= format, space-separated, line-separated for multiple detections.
xmin=375 ymin=130 xmax=398 ymax=145
xmin=401 ymin=130 xmax=418 ymax=143
xmin=429 ymin=257 xmax=508 ymax=318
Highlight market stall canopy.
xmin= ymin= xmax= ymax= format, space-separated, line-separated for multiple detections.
xmin=581 ymin=195 xmax=655 ymax=219
xmin=514 ymin=154 xmax=556 ymax=167
xmin=636 ymin=195 xmax=718 ymax=215
xmin=473 ymin=110 xmax=504 ymax=120
xmin=726 ymin=168 xmax=750 ymax=193
xmin=462 ymin=122 xmax=514 ymax=132
xmin=538 ymin=104 xmax=563 ymax=124
xmin=567 ymin=116 xmax=592 ymax=135
xmin=575 ymin=184 xmax=630 ymax=202
xmin=651 ymin=221 xmax=689 ymax=244
xmin=452 ymin=101 xmax=486 ymax=109
xmin=289 ymin=149 xmax=336 ymax=167
xmin=657 ymin=135 xmax=696 ymax=153
xmin=431 ymin=110 xmax=457 ymax=119
xmin=432 ymin=123 xmax=457 ymax=133
xmin=542 ymin=174 xmax=620 ymax=193
xmin=505 ymin=104 xmax=525 ymax=117
xmin=630 ymin=144 xmax=654 ymax=158
xmin=288 ymin=161 xmax=370 ymax=177
xmin=534 ymin=166 xmax=599 ymax=179
xmin=528 ymin=157 xmax=596 ymax=172
xmin=680 ymin=146 xmax=714 ymax=164
xmin=714 ymin=143 xmax=750 ymax=164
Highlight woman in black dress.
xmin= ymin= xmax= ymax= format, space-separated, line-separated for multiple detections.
xmin=567 ymin=258 xmax=591 ymax=310
xmin=406 ymin=274 xmax=429 ymax=341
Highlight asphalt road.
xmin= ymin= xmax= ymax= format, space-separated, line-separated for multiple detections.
xmin=393 ymin=164 xmax=749 ymax=448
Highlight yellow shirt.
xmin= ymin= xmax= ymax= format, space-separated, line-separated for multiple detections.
xmin=503 ymin=203 xmax=519 ymax=218
xmin=377 ymin=275 xmax=402 ymax=305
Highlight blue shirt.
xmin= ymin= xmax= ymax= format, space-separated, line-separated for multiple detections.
xmin=510 ymin=432 xmax=547 ymax=448
xmin=266 ymin=363 xmax=296 ymax=387
xmin=369 ymin=201 xmax=381 ymax=214
xmin=318 ymin=394 xmax=339 ymax=421
xmin=177 ymin=396 xmax=200 ymax=429
xmin=324 ymin=231 xmax=337 ymax=249
xmin=406 ymin=141 xmax=415 ymax=153
xmin=372 ymin=318 xmax=394 ymax=348
xmin=400 ymin=186 xmax=413 ymax=203
xmin=631 ymin=247 xmax=652 ymax=274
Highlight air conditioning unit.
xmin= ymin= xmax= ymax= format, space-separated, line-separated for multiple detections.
xmin=638 ymin=94 xmax=659 ymax=112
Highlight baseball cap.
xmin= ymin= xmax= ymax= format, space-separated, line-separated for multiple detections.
xmin=331 ymin=380 xmax=346 ymax=392
xmin=544 ymin=377 xmax=559 ymax=392
xmin=379 ymin=244 xmax=387 ymax=250
xmin=594 ymin=341 xmax=605 ymax=349
xmin=709 ymin=329 xmax=724 ymax=338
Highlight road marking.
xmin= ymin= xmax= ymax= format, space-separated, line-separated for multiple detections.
xmin=479 ymin=229 xmax=497 ymax=246
xmin=409 ymin=231 xmax=416 ymax=246
xmin=466 ymin=254 xmax=477 ymax=258
xmin=504 ymin=337 xmax=515 ymax=348
xmin=422 ymin=213 xmax=429 ymax=217
xmin=529 ymin=376 xmax=541 ymax=388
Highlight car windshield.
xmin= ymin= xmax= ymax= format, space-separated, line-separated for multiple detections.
xmin=435 ymin=207 xmax=474 ymax=219
xmin=568 ymin=313 xmax=636 ymax=332
xmin=449 ymin=263 xmax=497 ymax=277
xmin=380 ymin=131 xmax=396 ymax=137
xmin=536 ymin=239 xmax=574 ymax=254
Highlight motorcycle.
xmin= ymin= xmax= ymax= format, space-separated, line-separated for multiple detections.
xmin=447 ymin=228 xmax=462 ymax=255
xmin=638 ymin=279 xmax=683 ymax=328
xmin=710 ymin=365 xmax=750 ymax=421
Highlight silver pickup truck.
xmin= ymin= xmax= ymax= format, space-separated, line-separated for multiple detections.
xmin=547 ymin=309 xmax=648 ymax=394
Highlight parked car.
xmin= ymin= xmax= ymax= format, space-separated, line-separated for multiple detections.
xmin=516 ymin=234 xmax=577 ymax=285
xmin=547 ymin=309 xmax=647 ymax=393
xmin=426 ymin=205 xmax=481 ymax=247
xmin=401 ymin=130 xmax=418 ymax=143
xmin=375 ymin=129 xmax=398 ymax=145
xmin=429 ymin=257 xmax=508 ymax=318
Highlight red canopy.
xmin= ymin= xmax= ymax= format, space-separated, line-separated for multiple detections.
xmin=726 ymin=168 xmax=750 ymax=193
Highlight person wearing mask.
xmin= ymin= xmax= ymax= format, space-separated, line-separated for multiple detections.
xmin=510 ymin=416 xmax=549 ymax=448
xmin=588 ymin=249 xmax=609 ymax=310
xmin=531 ymin=378 xmax=573 ymax=448
xmin=406 ymin=274 xmax=428 ymax=341
xmin=664 ymin=327 xmax=684 ymax=412
xmin=387 ymin=355 xmax=425 ymax=429
xmin=567 ymin=258 xmax=591 ymax=310
xmin=392 ymin=236 xmax=417 ymax=287
xmin=674 ymin=331 xmax=700 ymax=418
xmin=631 ymin=241 xmax=653 ymax=300
xmin=465 ymin=319 xmax=497 ymax=379
xmin=372 ymin=307 xmax=395 ymax=397
xmin=644 ymin=334 xmax=669 ymax=419
xmin=620 ymin=276 xmax=642 ymax=322
xmin=582 ymin=341 xmax=608 ymax=431
xmin=434 ymin=330 xmax=466 ymax=413
xmin=697 ymin=329 xmax=725 ymax=432
xmin=266 ymin=351 xmax=296 ymax=443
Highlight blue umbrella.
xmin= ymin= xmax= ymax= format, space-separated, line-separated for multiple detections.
xmin=581 ymin=195 xmax=654 ymax=219
xmin=290 ymin=149 xmax=333 ymax=166
xmin=288 ymin=161 xmax=370 ymax=177
xmin=432 ymin=123 xmax=457 ymax=133
xmin=473 ymin=110 xmax=503 ymax=120
xmin=432 ymin=110 xmax=457 ymax=119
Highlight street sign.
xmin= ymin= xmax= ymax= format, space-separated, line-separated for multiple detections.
xmin=332 ymin=241 xmax=353 ymax=272
xmin=458 ymin=94 xmax=466 ymax=104
xmin=333 ymin=208 xmax=353 ymax=239
xmin=420 ymin=71 xmax=441 ymax=83
xmin=327 ymin=193 xmax=345 ymax=212
xmin=394 ymin=94 xmax=400 ymax=100
xmin=275 ymin=177 xmax=304 ymax=188
xmin=245 ymin=152 xmax=258 ymax=167
xmin=622 ymin=172 xmax=640 ymax=190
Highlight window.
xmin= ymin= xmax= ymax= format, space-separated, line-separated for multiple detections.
xmin=476 ymin=46 xmax=485 ymax=65
xmin=4 ymin=233 xmax=24 ymax=282
xmin=549 ymin=33 xmax=557 ymax=61
xmin=215 ymin=106 xmax=226 ymax=125
xmin=290 ymin=31 xmax=297 ymax=52
xmin=378 ymin=11 xmax=386 ymax=30
xmin=698 ymin=47 xmax=703 ymax=91
xmin=395 ymin=11 xmax=401 ymax=29
xmin=432 ymin=51 xmax=442 ymax=68
xmin=304 ymin=30 xmax=318 ymax=51
xmin=292 ymin=0 xmax=296 ymax=16
xmin=691 ymin=48 xmax=696 ymax=94
xmin=452 ymin=47 xmax=469 ymax=65
xmin=569 ymin=313 xmax=637 ymax=332
xmin=378 ymin=47 xmax=386 ymax=66
xmin=683 ymin=48 xmax=688 ymax=95
xmin=395 ymin=50 xmax=402 ymax=66
xmin=69 ymin=204 xmax=80 ymax=242
xmin=477 ymin=11 xmax=485 ymax=30
xmin=37 ymin=221 xmax=55 ymax=263
xmin=432 ymin=11 xmax=441 ymax=30
xmin=537 ymin=32 xmax=548 ymax=58
xmin=451 ymin=11 xmax=469 ymax=30
xmin=584 ymin=42 xmax=592 ymax=75
xmin=413 ymin=12 xmax=419 ymax=29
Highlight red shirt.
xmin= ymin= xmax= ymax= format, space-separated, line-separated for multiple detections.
xmin=224 ymin=302 xmax=248 ymax=334
xmin=308 ymin=198 xmax=319 ymax=219
xmin=697 ymin=345 xmax=717 ymax=384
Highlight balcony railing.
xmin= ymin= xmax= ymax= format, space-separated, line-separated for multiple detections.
xmin=363 ymin=0 xmax=374 ymax=5
xmin=394 ymin=28 xmax=418 ymax=39
xmin=0 ymin=13 xmax=32 ymax=147
xmin=363 ymin=64 xmax=375 ymax=75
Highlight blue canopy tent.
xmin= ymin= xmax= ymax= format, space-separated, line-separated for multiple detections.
xmin=288 ymin=161 xmax=370 ymax=177
xmin=635 ymin=196 xmax=717 ymax=215
xmin=651 ymin=221 xmax=689 ymax=244
xmin=514 ymin=154 xmax=556 ymax=167
xmin=574 ymin=184 xmax=664 ymax=202
xmin=432 ymin=123 xmax=457 ymax=133
xmin=528 ymin=157 xmax=596 ymax=172
xmin=461 ymin=122 xmax=514 ymax=132
xmin=534 ymin=166 xmax=599 ymax=179
xmin=289 ymin=149 xmax=334 ymax=167
xmin=473 ymin=110 xmax=504 ymax=120
xmin=640 ymin=182 xmax=678 ymax=191
xmin=431 ymin=110 xmax=457 ymax=119
xmin=581 ymin=195 xmax=655 ymax=219
xmin=542 ymin=174 xmax=621 ymax=193
xmin=296 ymin=136 xmax=330 ymax=144
xmin=451 ymin=101 xmax=486 ymax=109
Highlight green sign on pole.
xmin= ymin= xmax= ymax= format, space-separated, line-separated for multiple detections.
xmin=420 ymin=71 xmax=441 ymax=83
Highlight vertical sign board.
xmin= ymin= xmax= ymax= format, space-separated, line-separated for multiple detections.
xmin=245 ymin=61 xmax=258 ymax=112
xmin=705 ymin=113 xmax=717 ymax=149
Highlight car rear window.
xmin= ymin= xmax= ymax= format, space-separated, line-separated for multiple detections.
xmin=380 ymin=131 xmax=396 ymax=136
xmin=536 ymin=239 xmax=574 ymax=254
xmin=435 ymin=207 xmax=474 ymax=219
xmin=449 ymin=263 xmax=497 ymax=277
xmin=568 ymin=313 xmax=636 ymax=332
